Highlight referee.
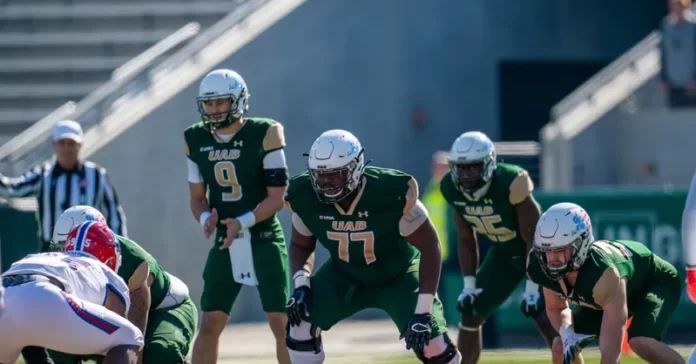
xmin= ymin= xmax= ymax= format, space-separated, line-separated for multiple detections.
xmin=0 ymin=119 xmax=127 ymax=251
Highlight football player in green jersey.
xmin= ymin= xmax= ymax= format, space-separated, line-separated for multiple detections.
xmin=441 ymin=131 xmax=556 ymax=363
xmin=284 ymin=130 xmax=461 ymax=364
xmin=185 ymin=69 xmax=290 ymax=364
xmin=32 ymin=205 xmax=198 ymax=364
xmin=529 ymin=203 xmax=684 ymax=364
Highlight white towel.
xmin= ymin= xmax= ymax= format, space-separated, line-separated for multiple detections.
xmin=229 ymin=228 xmax=258 ymax=286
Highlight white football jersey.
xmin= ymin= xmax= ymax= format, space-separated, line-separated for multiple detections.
xmin=2 ymin=252 xmax=129 ymax=311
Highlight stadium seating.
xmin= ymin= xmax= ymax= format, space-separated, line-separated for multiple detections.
xmin=0 ymin=0 xmax=240 ymax=144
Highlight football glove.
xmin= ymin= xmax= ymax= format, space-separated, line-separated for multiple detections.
xmin=286 ymin=286 xmax=312 ymax=327
xmin=457 ymin=276 xmax=483 ymax=314
xmin=400 ymin=313 xmax=432 ymax=352
xmin=687 ymin=267 xmax=696 ymax=304
xmin=520 ymin=280 xmax=543 ymax=318
xmin=560 ymin=326 xmax=596 ymax=364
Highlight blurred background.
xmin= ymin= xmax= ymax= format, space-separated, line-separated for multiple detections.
xmin=0 ymin=0 xmax=693 ymax=348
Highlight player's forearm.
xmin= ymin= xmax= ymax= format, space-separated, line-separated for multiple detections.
xmin=457 ymin=238 xmax=478 ymax=276
xmin=127 ymin=287 xmax=151 ymax=335
xmin=417 ymin=241 xmax=441 ymax=295
xmin=189 ymin=197 xmax=210 ymax=221
xmin=546 ymin=306 xmax=571 ymax=332
xmin=251 ymin=194 xmax=284 ymax=223
xmin=598 ymin=311 xmax=626 ymax=364
xmin=289 ymin=242 xmax=315 ymax=276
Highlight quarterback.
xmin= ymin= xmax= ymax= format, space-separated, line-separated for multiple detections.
xmin=284 ymin=129 xmax=461 ymax=364
xmin=185 ymin=69 xmax=290 ymax=363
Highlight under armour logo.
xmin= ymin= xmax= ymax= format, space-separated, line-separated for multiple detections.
xmin=358 ymin=211 xmax=369 ymax=218
xmin=233 ymin=140 xmax=243 ymax=147
xmin=240 ymin=272 xmax=251 ymax=279
xmin=410 ymin=323 xmax=431 ymax=333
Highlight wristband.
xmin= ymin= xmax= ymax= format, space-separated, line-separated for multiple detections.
xmin=414 ymin=293 xmax=434 ymax=314
xmin=463 ymin=275 xmax=476 ymax=289
xmin=236 ymin=211 xmax=256 ymax=230
xmin=292 ymin=270 xmax=311 ymax=288
xmin=525 ymin=280 xmax=539 ymax=293
xmin=199 ymin=211 xmax=211 ymax=227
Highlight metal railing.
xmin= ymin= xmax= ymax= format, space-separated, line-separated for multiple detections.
xmin=0 ymin=21 xmax=201 ymax=175
xmin=551 ymin=31 xmax=660 ymax=122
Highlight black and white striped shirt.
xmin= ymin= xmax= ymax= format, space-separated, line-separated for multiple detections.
xmin=0 ymin=161 xmax=127 ymax=249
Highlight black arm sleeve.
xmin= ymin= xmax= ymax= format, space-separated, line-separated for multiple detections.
xmin=264 ymin=168 xmax=289 ymax=187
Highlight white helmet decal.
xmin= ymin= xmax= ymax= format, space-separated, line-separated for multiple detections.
xmin=307 ymin=129 xmax=365 ymax=203
xmin=533 ymin=202 xmax=594 ymax=279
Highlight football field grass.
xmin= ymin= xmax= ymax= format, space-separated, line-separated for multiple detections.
xmin=218 ymin=347 xmax=693 ymax=363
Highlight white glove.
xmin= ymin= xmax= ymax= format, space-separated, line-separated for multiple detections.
xmin=456 ymin=276 xmax=483 ymax=313
xmin=520 ymin=280 xmax=543 ymax=318
xmin=560 ymin=325 xmax=596 ymax=364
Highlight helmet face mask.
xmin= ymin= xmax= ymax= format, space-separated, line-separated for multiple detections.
xmin=533 ymin=202 xmax=594 ymax=280
xmin=449 ymin=161 xmax=488 ymax=192
xmin=307 ymin=129 xmax=365 ymax=204
xmin=196 ymin=69 xmax=250 ymax=131
xmin=448 ymin=132 xmax=496 ymax=194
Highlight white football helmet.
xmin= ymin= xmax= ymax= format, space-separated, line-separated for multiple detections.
xmin=51 ymin=205 xmax=106 ymax=250
xmin=534 ymin=202 xmax=594 ymax=279
xmin=197 ymin=69 xmax=250 ymax=130
xmin=448 ymin=131 xmax=496 ymax=194
xmin=307 ymin=129 xmax=365 ymax=203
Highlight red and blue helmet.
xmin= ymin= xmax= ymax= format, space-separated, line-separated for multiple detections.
xmin=64 ymin=221 xmax=121 ymax=271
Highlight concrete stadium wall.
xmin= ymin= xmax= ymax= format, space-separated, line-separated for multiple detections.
xmin=571 ymin=77 xmax=696 ymax=188
xmin=91 ymin=0 xmax=663 ymax=321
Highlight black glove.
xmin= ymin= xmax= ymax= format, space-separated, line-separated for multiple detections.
xmin=400 ymin=313 xmax=432 ymax=352
xmin=286 ymin=286 xmax=312 ymax=327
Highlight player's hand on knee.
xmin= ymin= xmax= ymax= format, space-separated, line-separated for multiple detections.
xmin=400 ymin=313 xmax=432 ymax=352
xmin=286 ymin=286 xmax=312 ymax=326
xmin=519 ymin=280 xmax=543 ymax=318
xmin=457 ymin=276 xmax=482 ymax=313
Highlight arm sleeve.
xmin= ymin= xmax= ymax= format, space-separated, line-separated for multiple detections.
xmin=263 ymin=149 xmax=287 ymax=169
xmin=683 ymin=172 xmax=696 ymax=267
xmin=187 ymin=159 xmax=203 ymax=183
xmin=0 ymin=165 xmax=44 ymax=198
xmin=98 ymin=168 xmax=127 ymax=237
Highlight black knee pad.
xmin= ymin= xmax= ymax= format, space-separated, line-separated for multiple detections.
xmin=285 ymin=322 xmax=323 ymax=354
xmin=415 ymin=333 xmax=457 ymax=364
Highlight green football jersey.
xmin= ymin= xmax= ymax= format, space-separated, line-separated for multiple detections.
xmin=527 ymin=240 xmax=676 ymax=310
xmin=440 ymin=163 xmax=535 ymax=256
xmin=117 ymin=235 xmax=170 ymax=310
xmin=285 ymin=166 xmax=420 ymax=287
xmin=184 ymin=117 xmax=285 ymax=233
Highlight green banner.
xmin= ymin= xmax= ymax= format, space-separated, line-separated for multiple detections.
xmin=442 ymin=188 xmax=695 ymax=333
